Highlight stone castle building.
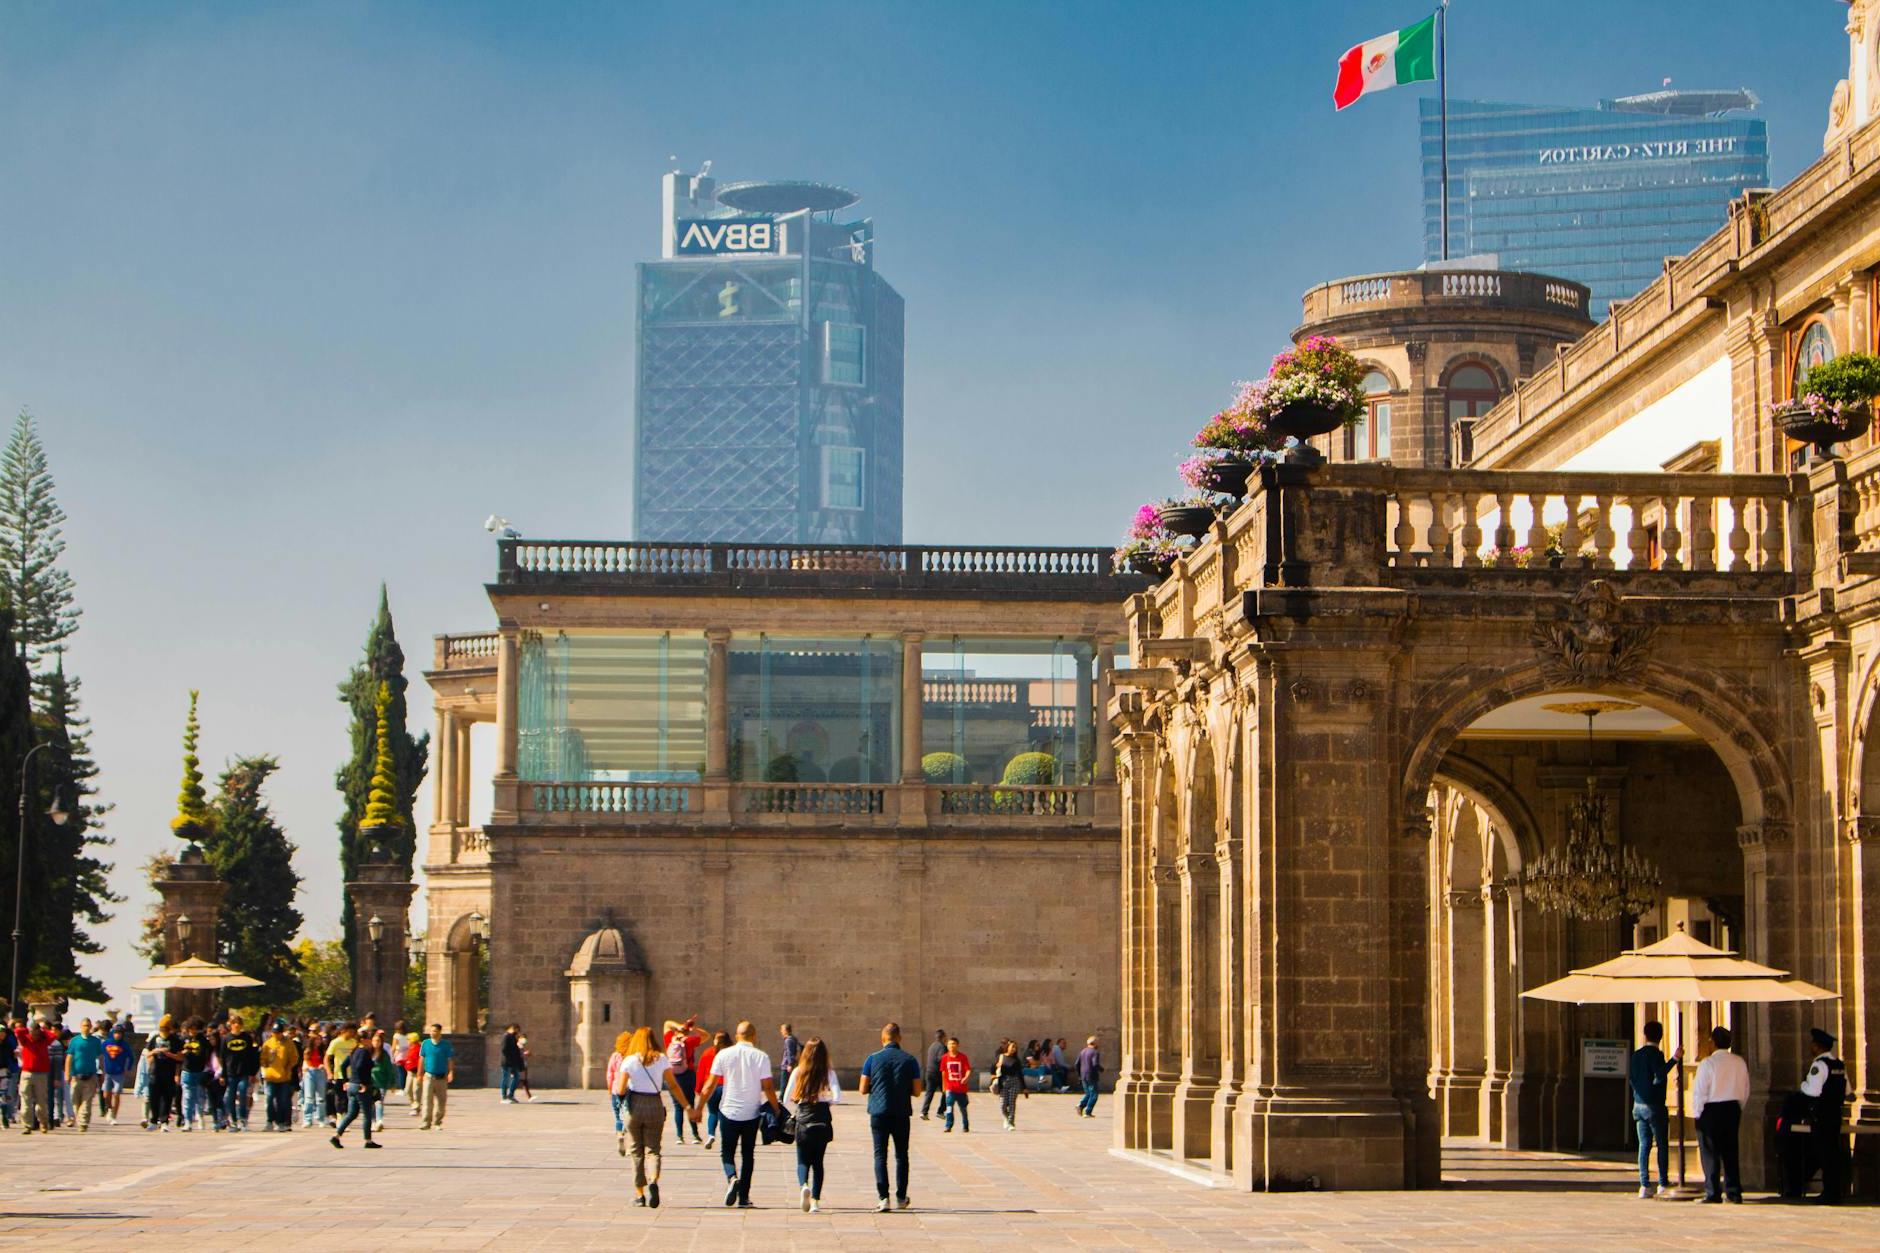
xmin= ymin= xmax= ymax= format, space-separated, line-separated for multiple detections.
xmin=423 ymin=543 xmax=1135 ymax=1081
xmin=1112 ymin=6 xmax=1880 ymax=1191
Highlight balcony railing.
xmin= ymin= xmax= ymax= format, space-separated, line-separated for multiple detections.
xmin=935 ymin=784 xmax=1084 ymax=816
xmin=1380 ymin=469 xmax=1799 ymax=572
xmin=532 ymin=782 xmax=696 ymax=814
xmin=741 ymin=783 xmax=887 ymax=815
xmin=502 ymin=781 xmax=1111 ymax=827
xmin=496 ymin=540 xmax=1132 ymax=594
xmin=434 ymin=632 xmax=499 ymax=669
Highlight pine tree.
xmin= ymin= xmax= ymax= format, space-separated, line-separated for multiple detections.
xmin=204 ymin=756 xmax=302 ymax=1007
xmin=24 ymin=656 xmax=118 ymax=999
xmin=171 ymin=691 xmax=215 ymax=842
xmin=335 ymin=587 xmax=429 ymax=969
xmin=0 ymin=411 xmax=78 ymax=680
xmin=0 ymin=612 xmax=38 ymax=1009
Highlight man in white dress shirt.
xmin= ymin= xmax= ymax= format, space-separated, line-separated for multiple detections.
xmin=1691 ymin=1024 xmax=1750 ymax=1203
xmin=695 ymin=1020 xmax=782 ymax=1209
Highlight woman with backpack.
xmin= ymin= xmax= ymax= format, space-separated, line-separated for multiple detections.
xmin=992 ymin=1039 xmax=1027 ymax=1131
xmin=613 ymin=1025 xmax=698 ymax=1210
xmin=783 ymin=1037 xmax=840 ymax=1213
xmin=696 ymin=1029 xmax=730 ymax=1148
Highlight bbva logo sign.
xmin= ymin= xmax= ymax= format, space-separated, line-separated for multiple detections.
xmin=675 ymin=217 xmax=778 ymax=256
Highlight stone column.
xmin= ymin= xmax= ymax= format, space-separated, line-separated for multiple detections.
xmin=1113 ymin=727 xmax=1157 ymax=1151
xmin=155 ymin=846 xmax=228 ymax=1023
xmin=1737 ymin=819 xmax=1800 ymax=1190
xmin=1093 ymin=636 xmax=1117 ymax=783
xmin=1171 ymin=847 xmax=1220 ymax=1162
xmin=347 ymin=855 xmax=418 ymax=1021
xmin=1847 ymin=817 xmax=1880 ymax=1123
xmin=899 ymin=631 xmax=925 ymax=784
xmin=435 ymin=708 xmax=457 ymax=826
xmin=492 ymin=628 xmax=521 ymax=819
xmin=703 ymin=629 xmax=731 ymax=818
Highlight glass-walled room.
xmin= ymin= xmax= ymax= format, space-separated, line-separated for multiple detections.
xmin=727 ymin=635 xmax=901 ymax=784
xmin=920 ymin=637 xmax=1097 ymax=786
xmin=516 ymin=630 xmax=709 ymax=782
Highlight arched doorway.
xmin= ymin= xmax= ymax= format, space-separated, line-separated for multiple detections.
xmin=438 ymin=912 xmax=490 ymax=1036
xmin=1411 ymin=682 xmax=1773 ymax=1174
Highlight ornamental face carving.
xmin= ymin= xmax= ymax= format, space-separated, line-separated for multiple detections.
xmin=1530 ymin=580 xmax=1656 ymax=688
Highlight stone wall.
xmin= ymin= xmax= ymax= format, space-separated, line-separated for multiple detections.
xmin=481 ymin=828 xmax=1121 ymax=1085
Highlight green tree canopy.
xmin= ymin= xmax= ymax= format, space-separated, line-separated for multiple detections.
xmin=287 ymin=938 xmax=352 ymax=1021
xmin=204 ymin=755 xmax=302 ymax=1007
xmin=0 ymin=411 xmax=77 ymax=675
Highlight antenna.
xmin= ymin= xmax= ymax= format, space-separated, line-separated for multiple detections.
xmin=697 ymin=159 xmax=713 ymax=179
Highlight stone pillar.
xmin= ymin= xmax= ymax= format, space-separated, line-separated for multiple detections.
xmin=704 ymin=628 xmax=731 ymax=818
xmin=155 ymin=845 xmax=229 ymax=1023
xmin=1737 ymin=819 xmax=1800 ymax=1190
xmin=1848 ymin=817 xmax=1880 ymax=1123
xmin=1113 ymin=727 xmax=1158 ymax=1151
xmin=1094 ymin=636 xmax=1118 ymax=783
xmin=435 ymin=708 xmax=457 ymax=827
xmin=347 ymin=856 xmax=418 ymax=1022
xmin=1171 ymin=847 xmax=1220 ymax=1162
xmin=899 ymin=631 xmax=925 ymax=785
xmin=492 ymin=628 xmax=520 ymax=819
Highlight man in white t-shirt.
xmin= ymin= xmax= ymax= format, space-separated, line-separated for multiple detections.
xmin=695 ymin=1020 xmax=782 ymax=1208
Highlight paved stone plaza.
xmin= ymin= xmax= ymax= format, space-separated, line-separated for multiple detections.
xmin=1 ymin=1091 xmax=1875 ymax=1247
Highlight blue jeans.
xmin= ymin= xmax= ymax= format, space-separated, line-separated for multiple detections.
xmin=181 ymin=1072 xmax=209 ymax=1125
xmin=706 ymin=1087 xmax=723 ymax=1139
xmin=301 ymin=1068 xmax=327 ymax=1124
xmin=870 ymin=1112 xmax=911 ymax=1201
xmin=718 ymin=1115 xmax=759 ymax=1202
xmin=500 ymin=1066 xmax=520 ymax=1100
xmin=225 ymin=1075 xmax=251 ymax=1127
xmin=1079 ymin=1078 xmax=1100 ymax=1116
xmin=671 ymin=1070 xmax=699 ymax=1139
xmin=1634 ymin=1101 xmax=1669 ymax=1187
xmin=611 ymin=1092 xmax=626 ymax=1133
xmin=943 ymin=1089 xmax=969 ymax=1132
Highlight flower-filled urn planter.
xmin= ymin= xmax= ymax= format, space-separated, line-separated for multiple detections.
xmin=1778 ymin=353 xmax=1880 ymax=459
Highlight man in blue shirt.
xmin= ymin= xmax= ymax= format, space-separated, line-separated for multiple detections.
xmin=859 ymin=1021 xmax=923 ymax=1213
xmin=419 ymin=1024 xmax=455 ymax=1130
xmin=1627 ymin=1020 xmax=1682 ymax=1197
xmin=65 ymin=1020 xmax=103 ymax=1131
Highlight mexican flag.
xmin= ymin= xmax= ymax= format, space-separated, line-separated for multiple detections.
xmin=1333 ymin=13 xmax=1436 ymax=110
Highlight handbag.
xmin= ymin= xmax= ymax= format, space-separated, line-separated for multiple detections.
xmin=758 ymin=1101 xmax=797 ymax=1145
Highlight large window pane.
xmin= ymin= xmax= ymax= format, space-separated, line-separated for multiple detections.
xmin=921 ymin=638 xmax=1096 ymax=786
xmin=729 ymin=636 xmax=900 ymax=783
xmin=517 ymin=631 xmax=708 ymax=781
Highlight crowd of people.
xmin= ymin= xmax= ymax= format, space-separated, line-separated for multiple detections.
xmin=605 ymin=1018 xmax=1105 ymax=1213
xmin=2 ymin=1009 xmax=458 ymax=1142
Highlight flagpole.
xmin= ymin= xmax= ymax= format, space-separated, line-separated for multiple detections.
xmin=1438 ymin=0 xmax=1450 ymax=260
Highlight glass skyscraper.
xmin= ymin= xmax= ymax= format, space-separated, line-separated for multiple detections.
xmin=635 ymin=171 xmax=904 ymax=544
xmin=1422 ymin=91 xmax=1768 ymax=314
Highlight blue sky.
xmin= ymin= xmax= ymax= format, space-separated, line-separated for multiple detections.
xmin=0 ymin=0 xmax=1848 ymax=1003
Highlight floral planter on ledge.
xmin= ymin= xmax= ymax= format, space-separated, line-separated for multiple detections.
xmin=1267 ymin=398 xmax=1348 ymax=443
xmin=1157 ymin=505 xmax=1215 ymax=538
xmin=1776 ymin=398 xmax=1871 ymax=459
xmin=1127 ymin=551 xmax=1176 ymax=580
xmin=1196 ymin=453 xmax=1255 ymax=499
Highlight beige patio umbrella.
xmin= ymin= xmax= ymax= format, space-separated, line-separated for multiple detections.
xmin=1523 ymin=929 xmax=1838 ymax=1189
xmin=131 ymin=956 xmax=264 ymax=991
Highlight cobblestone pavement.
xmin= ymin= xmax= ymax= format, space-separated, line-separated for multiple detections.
xmin=0 ymin=1091 xmax=1875 ymax=1248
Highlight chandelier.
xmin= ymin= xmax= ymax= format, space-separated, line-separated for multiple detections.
xmin=1523 ymin=701 xmax=1663 ymax=921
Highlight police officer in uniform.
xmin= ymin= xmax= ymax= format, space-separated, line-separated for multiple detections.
xmin=1799 ymin=1027 xmax=1847 ymax=1204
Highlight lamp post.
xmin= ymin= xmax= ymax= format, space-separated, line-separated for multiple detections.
xmin=175 ymin=913 xmax=194 ymax=958
xmin=368 ymin=914 xmax=384 ymax=979
xmin=10 ymin=741 xmax=70 ymax=1017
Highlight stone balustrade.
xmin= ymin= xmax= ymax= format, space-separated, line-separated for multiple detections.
xmin=1147 ymin=462 xmax=1813 ymax=639
xmin=499 ymin=780 xmax=1106 ymax=829
xmin=434 ymin=632 xmax=499 ymax=669
xmin=498 ymin=539 xmax=1124 ymax=589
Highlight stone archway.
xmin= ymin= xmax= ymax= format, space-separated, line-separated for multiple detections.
xmin=438 ymin=913 xmax=488 ymax=1036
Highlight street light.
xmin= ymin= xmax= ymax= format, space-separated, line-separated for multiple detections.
xmin=10 ymin=740 xmax=69 ymax=1016
xmin=175 ymin=913 xmax=194 ymax=957
xmin=368 ymin=914 xmax=385 ymax=951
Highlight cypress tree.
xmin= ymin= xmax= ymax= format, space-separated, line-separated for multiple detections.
xmin=204 ymin=756 xmax=302 ymax=1006
xmin=171 ymin=691 xmax=215 ymax=842
xmin=335 ymin=587 xmax=428 ymax=969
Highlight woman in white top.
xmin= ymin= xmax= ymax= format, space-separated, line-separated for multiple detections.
xmin=785 ymin=1037 xmax=841 ymax=1213
xmin=614 ymin=1026 xmax=699 ymax=1210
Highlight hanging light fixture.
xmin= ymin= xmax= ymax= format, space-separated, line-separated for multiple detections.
xmin=1524 ymin=701 xmax=1664 ymax=921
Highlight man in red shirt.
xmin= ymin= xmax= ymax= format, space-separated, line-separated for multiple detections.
xmin=940 ymin=1037 xmax=972 ymax=1134
xmin=14 ymin=1016 xmax=55 ymax=1133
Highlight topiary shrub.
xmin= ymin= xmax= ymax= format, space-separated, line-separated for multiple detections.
xmin=922 ymin=752 xmax=968 ymax=784
xmin=1000 ymin=752 xmax=1059 ymax=785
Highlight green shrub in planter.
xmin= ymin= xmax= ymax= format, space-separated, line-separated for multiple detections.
xmin=1000 ymin=752 xmax=1059 ymax=785
xmin=922 ymin=752 xmax=968 ymax=784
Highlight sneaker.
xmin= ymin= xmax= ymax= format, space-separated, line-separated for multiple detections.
xmin=736 ymin=1200 xmax=754 ymax=1209
xmin=725 ymin=1180 xmax=739 ymax=1208
xmin=919 ymin=1113 xmax=929 ymax=1121
xmin=364 ymin=1140 xmax=382 ymax=1149
xmin=942 ymin=1125 xmax=952 ymax=1133
xmin=801 ymin=1184 xmax=812 ymax=1212
xmin=330 ymin=1135 xmax=343 ymax=1149
xmin=179 ymin=1124 xmax=192 ymax=1133
xmin=1656 ymin=1185 xmax=1674 ymax=1197
xmin=896 ymin=1195 xmax=911 ymax=1210
xmin=809 ymin=1199 xmax=820 ymax=1213
xmin=632 ymin=1195 xmax=646 ymax=1208
xmin=876 ymin=1198 xmax=890 ymax=1213
xmin=705 ymin=1135 xmax=716 ymax=1149
xmin=1638 ymin=1186 xmax=1653 ymax=1198
xmin=648 ymin=1182 xmax=660 ymax=1209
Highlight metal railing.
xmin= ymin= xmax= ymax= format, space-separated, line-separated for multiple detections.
xmin=498 ymin=540 xmax=1118 ymax=583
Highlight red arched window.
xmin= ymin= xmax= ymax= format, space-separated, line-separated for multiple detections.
xmin=1446 ymin=363 xmax=1499 ymax=465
